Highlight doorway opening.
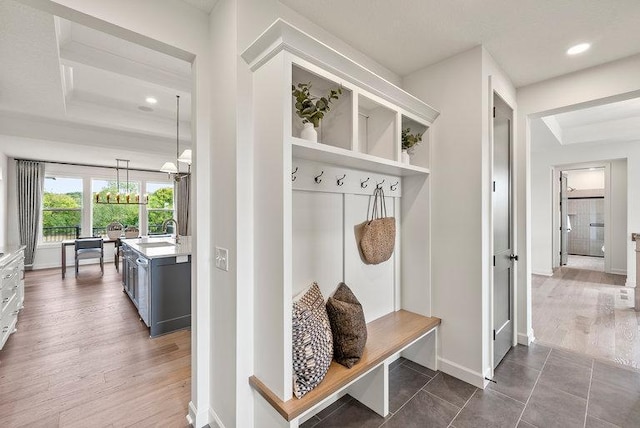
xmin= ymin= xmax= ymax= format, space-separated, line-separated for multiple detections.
xmin=560 ymin=167 xmax=605 ymax=272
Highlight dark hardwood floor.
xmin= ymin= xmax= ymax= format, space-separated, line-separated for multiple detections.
xmin=0 ymin=264 xmax=190 ymax=427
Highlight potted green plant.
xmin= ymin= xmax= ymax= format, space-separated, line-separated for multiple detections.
xmin=401 ymin=128 xmax=423 ymax=164
xmin=292 ymin=82 xmax=342 ymax=142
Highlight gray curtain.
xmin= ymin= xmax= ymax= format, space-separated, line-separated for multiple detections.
xmin=176 ymin=175 xmax=190 ymax=236
xmin=16 ymin=160 xmax=45 ymax=266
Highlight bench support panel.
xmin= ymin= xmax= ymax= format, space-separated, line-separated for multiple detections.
xmin=254 ymin=390 xmax=300 ymax=428
xmin=401 ymin=327 xmax=438 ymax=371
xmin=347 ymin=363 xmax=389 ymax=417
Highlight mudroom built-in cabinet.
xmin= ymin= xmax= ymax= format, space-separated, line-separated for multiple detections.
xmin=243 ymin=19 xmax=441 ymax=426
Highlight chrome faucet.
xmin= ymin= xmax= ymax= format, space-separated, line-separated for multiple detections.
xmin=162 ymin=218 xmax=180 ymax=244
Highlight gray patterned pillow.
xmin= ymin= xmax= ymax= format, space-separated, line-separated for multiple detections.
xmin=292 ymin=282 xmax=333 ymax=399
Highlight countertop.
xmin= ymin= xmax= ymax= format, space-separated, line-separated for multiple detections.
xmin=0 ymin=246 xmax=26 ymax=266
xmin=121 ymin=236 xmax=192 ymax=259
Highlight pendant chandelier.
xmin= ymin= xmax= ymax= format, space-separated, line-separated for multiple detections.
xmin=160 ymin=95 xmax=191 ymax=181
xmin=95 ymin=159 xmax=148 ymax=205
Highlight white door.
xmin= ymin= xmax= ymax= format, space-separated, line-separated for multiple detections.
xmin=493 ymin=96 xmax=515 ymax=368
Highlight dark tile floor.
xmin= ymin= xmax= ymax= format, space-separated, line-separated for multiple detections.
xmin=300 ymin=344 xmax=640 ymax=428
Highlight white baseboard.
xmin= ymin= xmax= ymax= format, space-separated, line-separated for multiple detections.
xmin=532 ymin=270 xmax=553 ymax=277
xmin=187 ymin=401 xmax=211 ymax=428
xmin=517 ymin=329 xmax=535 ymax=346
xmin=610 ymin=268 xmax=627 ymax=276
xmin=209 ymin=408 xmax=226 ymax=428
xmin=437 ymin=357 xmax=486 ymax=389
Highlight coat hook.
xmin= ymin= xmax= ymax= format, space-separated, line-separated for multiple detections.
xmin=291 ymin=166 xmax=298 ymax=182
xmin=314 ymin=171 xmax=324 ymax=184
xmin=337 ymin=174 xmax=346 ymax=186
xmin=360 ymin=177 xmax=370 ymax=188
xmin=376 ymin=179 xmax=385 ymax=189
xmin=390 ymin=181 xmax=399 ymax=191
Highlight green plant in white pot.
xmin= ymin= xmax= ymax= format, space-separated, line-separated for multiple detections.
xmin=292 ymin=82 xmax=342 ymax=142
xmin=401 ymin=128 xmax=423 ymax=164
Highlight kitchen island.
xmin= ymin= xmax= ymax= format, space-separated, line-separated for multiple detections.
xmin=120 ymin=236 xmax=191 ymax=337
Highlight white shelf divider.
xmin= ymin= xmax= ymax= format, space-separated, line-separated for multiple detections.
xmin=291 ymin=136 xmax=430 ymax=177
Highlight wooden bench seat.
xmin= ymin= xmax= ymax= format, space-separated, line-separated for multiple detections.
xmin=250 ymin=309 xmax=441 ymax=422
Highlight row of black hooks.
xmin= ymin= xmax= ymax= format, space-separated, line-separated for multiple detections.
xmin=291 ymin=167 xmax=399 ymax=191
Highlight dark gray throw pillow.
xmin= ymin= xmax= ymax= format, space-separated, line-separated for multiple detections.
xmin=326 ymin=282 xmax=367 ymax=368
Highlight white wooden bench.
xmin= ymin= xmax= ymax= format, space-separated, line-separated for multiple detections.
xmin=251 ymin=310 xmax=441 ymax=427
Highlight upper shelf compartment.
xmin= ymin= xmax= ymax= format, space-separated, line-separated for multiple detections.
xmin=357 ymin=93 xmax=397 ymax=162
xmin=291 ymin=64 xmax=352 ymax=150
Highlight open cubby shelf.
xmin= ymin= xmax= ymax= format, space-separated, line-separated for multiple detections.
xmin=290 ymin=61 xmax=431 ymax=172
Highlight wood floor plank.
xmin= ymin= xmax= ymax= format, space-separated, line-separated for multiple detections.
xmin=0 ymin=267 xmax=191 ymax=427
xmin=533 ymin=264 xmax=639 ymax=369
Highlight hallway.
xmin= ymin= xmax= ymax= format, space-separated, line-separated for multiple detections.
xmin=532 ymin=266 xmax=638 ymax=368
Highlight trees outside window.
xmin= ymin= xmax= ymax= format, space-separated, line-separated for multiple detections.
xmin=147 ymin=182 xmax=174 ymax=235
xmin=92 ymin=179 xmax=140 ymax=237
xmin=42 ymin=177 xmax=82 ymax=242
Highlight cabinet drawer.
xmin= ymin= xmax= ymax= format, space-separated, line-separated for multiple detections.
xmin=1 ymin=281 xmax=17 ymax=315
xmin=0 ymin=298 xmax=18 ymax=350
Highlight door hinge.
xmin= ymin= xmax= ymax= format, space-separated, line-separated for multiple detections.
xmin=493 ymin=255 xmax=496 ymax=267
xmin=493 ymin=181 xmax=496 ymax=192
xmin=493 ymin=106 xmax=496 ymax=118
xmin=493 ymin=329 xmax=496 ymax=340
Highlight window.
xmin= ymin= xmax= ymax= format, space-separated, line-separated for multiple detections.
xmin=147 ymin=182 xmax=174 ymax=235
xmin=92 ymin=179 xmax=140 ymax=237
xmin=42 ymin=177 xmax=82 ymax=242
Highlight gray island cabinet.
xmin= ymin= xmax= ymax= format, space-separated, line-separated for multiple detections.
xmin=120 ymin=236 xmax=191 ymax=337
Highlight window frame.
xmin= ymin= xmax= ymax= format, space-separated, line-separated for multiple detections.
xmin=40 ymin=176 xmax=84 ymax=244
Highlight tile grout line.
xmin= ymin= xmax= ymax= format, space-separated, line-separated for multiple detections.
xmin=401 ymin=360 xmax=436 ymax=378
xmin=514 ymin=347 xmax=552 ymax=427
xmin=378 ymin=370 xmax=436 ymax=427
xmin=446 ymin=387 xmax=477 ymax=428
xmin=583 ymin=359 xmax=594 ymax=428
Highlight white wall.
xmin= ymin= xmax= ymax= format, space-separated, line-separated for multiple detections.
xmin=566 ymin=169 xmax=605 ymax=190
xmin=517 ymin=53 xmax=640 ymax=344
xmin=208 ymin=1 xmax=403 ymax=425
xmin=402 ymin=46 xmax=517 ymax=386
xmin=0 ymin=151 xmax=8 ymax=248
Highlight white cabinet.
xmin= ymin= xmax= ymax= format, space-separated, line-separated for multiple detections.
xmin=242 ymin=19 xmax=440 ymax=417
xmin=0 ymin=248 xmax=25 ymax=350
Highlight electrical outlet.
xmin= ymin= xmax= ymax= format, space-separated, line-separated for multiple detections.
xmin=215 ymin=247 xmax=229 ymax=271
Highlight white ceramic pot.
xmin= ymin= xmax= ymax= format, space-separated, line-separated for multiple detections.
xmin=300 ymin=122 xmax=318 ymax=142
xmin=401 ymin=150 xmax=411 ymax=164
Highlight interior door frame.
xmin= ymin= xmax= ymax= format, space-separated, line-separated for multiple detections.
xmin=488 ymin=82 xmax=518 ymax=379
xmin=551 ymin=162 xmax=611 ymax=273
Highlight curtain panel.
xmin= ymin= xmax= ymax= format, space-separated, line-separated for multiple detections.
xmin=16 ymin=160 xmax=45 ymax=266
xmin=176 ymin=175 xmax=190 ymax=236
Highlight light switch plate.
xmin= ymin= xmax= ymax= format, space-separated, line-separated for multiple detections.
xmin=215 ymin=247 xmax=229 ymax=271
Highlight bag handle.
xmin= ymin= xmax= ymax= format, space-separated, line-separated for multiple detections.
xmin=368 ymin=187 xmax=388 ymax=223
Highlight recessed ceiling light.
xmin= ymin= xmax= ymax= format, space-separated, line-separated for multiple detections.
xmin=567 ymin=43 xmax=591 ymax=56
xmin=145 ymin=97 xmax=158 ymax=104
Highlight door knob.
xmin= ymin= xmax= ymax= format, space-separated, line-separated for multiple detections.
xmin=509 ymin=254 xmax=519 ymax=261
